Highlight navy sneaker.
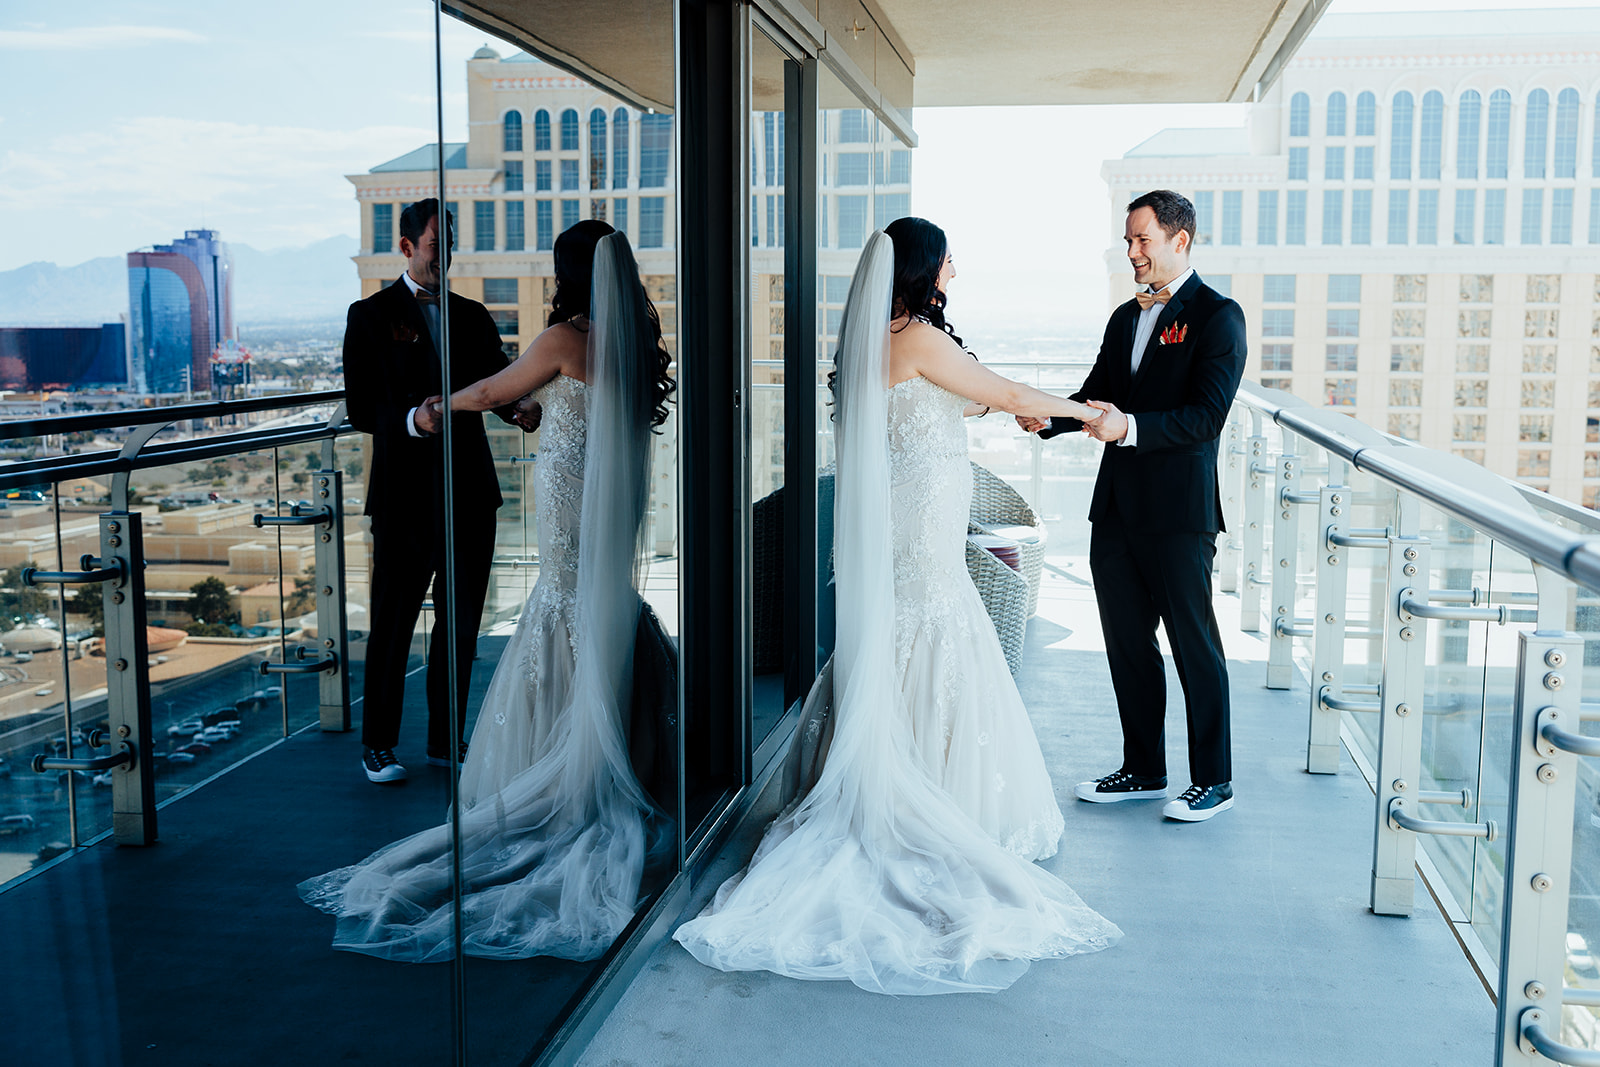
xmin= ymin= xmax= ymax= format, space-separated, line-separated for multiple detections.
xmin=362 ymin=747 xmax=407 ymax=783
xmin=425 ymin=742 xmax=468 ymax=768
xmin=1164 ymin=781 xmax=1234 ymax=822
xmin=1074 ymin=769 xmax=1169 ymax=803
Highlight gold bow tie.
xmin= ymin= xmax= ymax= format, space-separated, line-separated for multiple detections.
xmin=415 ymin=289 xmax=438 ymax=305
xmin=1134 ymin=287 xmax=1171 ymax=311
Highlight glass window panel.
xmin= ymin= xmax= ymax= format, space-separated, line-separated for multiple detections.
xmin=639 ymin=114 xmax=672 ymax=188
xmin=1419 ymin=90 xmax=1444 ymax=179
xmin=1455 ymin=188 xmax=1477 ymax=244
xmin=504 ymin=201 xmax=524 ymax=251
xmin=1522 ymin=188 xmax=1544 ymax=245
xmin=589 ymin=108 xmax=607 ymax=189
xmin=1287 ymin=190 xmax=1307 ymax=244
xmin=535 ymin=160 xmax=551 ymax=191
xmin=1288 ymin=146 xmax=1308 ymax=181
xmin=612 ymin=197 xmax=628 ymax=240
xmin=1327 ymin=309 xmax=1360 ymax=338
xmin=1351 ymin=189 xmax=1373 ymax=244
xmin=1457 ymin=90 xmax=1481 ymax=179
xmin=1325 ymin=342 xmax=1359 ymax=371
xmin=1591 ymin=189 xmax=1600 ymax=243
xmin=534 ymin=108 xmax=550 ymax=151
xmin=1290 ymin=91 xmax=1310 ymax=136
xmin=1390 ymin=91 xmax=1414 ymax=179
xmin=535 ymin=200 xmax=553 ymax=250
xmin=1487 ymin=89 xmax=1511 ymax=178
xmin=1388 ymin=189 xmax=1409 ymax=244
xmin=1417 ymin=188 xmax=1439 ymax=245
xmin=1221 ymin=191 xmax=1242 ymax=245
xmin=1525 ymin=88 xmax=1549 ymax=178
xmin=560 ymin=107 xmax=579 ymax=151
xmin=836 ymin=153 xmax=869 ymax=186
xmin=1262 ymin=308 xmax=1296 ymax=336
xmin=1257 ymin=190 xmax=1278 ymax=245
xmin=612 ymin=109 xmax=629 ymax=189
xmin=1353 ymin=144 xmax=1375 ymax=180
xmin=560 ymin=198 xmax=580 ymax=231
xmin=1322 ymin=189 xmax=1343 ymax=245
xmin=1327 ymin=91 xmax=1347 ymax=136
xmin=1554 ymin=88 xmax=1580 ymax=178
xmin=1261 ymin=342 xmax=1293 ymax=370
xmin=1194 ymin=190 xmax=1214 ymax=244
xmin=1356 ymin=90 xmax=1377 ymax=136
xmin=474 ymin=200 xmax=496 ymax=251
xmin=1325 ymin=145 xmax=1345 ymax=181
xmin=372 ymin=203 xmax=393 ymax=254
xmin=1208 ymin=274 xmax=1232 ymax=297
xmin=482 ymin=278 xmax=517 ymax=304
xmin=638 ymin=197 xmax=665 ymax=248
xmin=836 ymin=195 xmax=868 ymax=249
xmin=503 ymin=109 xmax=522 ymax=152
xmin=1264 ymin=274 xmax=1296 ymax=303
xmin=560 ymin=159 xmax=579 ymax=191
xmin=1552 ymin=188 xmax=1574 ymax=244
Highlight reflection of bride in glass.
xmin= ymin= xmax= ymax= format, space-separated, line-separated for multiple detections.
xmin=674 ymin=222 xmax=1120 ymax=994
xmin=300 ymin=223 xmax=676 ymax=962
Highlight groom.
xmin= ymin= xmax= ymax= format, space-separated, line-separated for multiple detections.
xmin=1022 ymin=189 xmax=1246 ymax=822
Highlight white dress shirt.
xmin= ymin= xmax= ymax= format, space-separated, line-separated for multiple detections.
xmin=1117 ymin=266 xmax=1193 ymax=449
xmin=399 ymin=272 xmax=435 ymax=437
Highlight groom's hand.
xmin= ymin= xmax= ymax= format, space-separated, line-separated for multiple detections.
xmin=415 ymin=395 xmax=443 ymax=435
xmin=1016 ymin=415 xmax=1047 ymax=434
xmin=511 ymin=397 xmax=543 ymax=434
xmin=1083 ymin=400 xmax=1128 ymax=442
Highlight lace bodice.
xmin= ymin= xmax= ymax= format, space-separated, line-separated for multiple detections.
xmin=532 ymin=374 xmax=587 ymax=593
xmin=886 ymin=375 xmax=972 ymax=595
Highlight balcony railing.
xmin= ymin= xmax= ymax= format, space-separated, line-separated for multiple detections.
xmin=1220 ymin=380 xmax=1600 ymax=1066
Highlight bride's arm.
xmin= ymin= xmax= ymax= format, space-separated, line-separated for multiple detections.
xmin=447 ymin=322 xmax=583 ymax=412
xmin=909 ymin=326 xmax=1098 ymax=422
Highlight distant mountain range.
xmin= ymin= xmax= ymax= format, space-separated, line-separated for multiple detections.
xmin=0 ymin=235 xmax=361 ymax=326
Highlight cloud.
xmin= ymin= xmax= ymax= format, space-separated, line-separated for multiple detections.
xmin=0 ymin=116 xmax=434 ymax=267
xmin=0 ymin=25 xmax=206 ymax=50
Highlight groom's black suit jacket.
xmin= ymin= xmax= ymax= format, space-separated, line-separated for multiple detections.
xmin=342 ymin=278 xmax=509 ymax=520
xmin=1040 ymin=271 xmax=1246 ymax=534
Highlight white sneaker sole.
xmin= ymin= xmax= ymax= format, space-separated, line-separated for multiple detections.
xmin=363 ymin=762 xmax=408 ymax=783
xmin=1164 ymin=796 xmax=1233 ymax=821
xmin=1075 ymin=782 xmax=1169 ymax=803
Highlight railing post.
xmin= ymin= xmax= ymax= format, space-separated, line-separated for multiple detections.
xmin=1371 ymin=497 xmax=1427 ymax=916
xmin=311 ymin=466 xmax=351 ymax=732
xmin=1496 ymin=621 xmax=1585 ymax=1064
xmin=1240 ymin=433 xmax=1268 ymax=632
xmin=1219 ymin=413 xmax=1243 ymax=594
xmin=102 ymin=510 xmax=157 ymax=846
xmin=1266 ymin=441 xmax=1304 ymax=690
xmin=1307 ymin=483 xmax=1351 ymax=773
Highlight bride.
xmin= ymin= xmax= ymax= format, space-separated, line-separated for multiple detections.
xmin=299 ymin=222 xmax=676 ymax=962
xmin=673 ymin=219 xmax=1120 ymax=994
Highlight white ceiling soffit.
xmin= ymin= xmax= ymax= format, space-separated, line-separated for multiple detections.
xmin=446 ymin=0 xmax=675 ymax=113
xmin=872 ymin=0 xmax=1328 ymax=107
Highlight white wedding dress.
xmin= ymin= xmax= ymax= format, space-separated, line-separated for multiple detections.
xmin=673 ymin=232 xmax=1119 ymax=994
xmin=300 ymin=235 xmax=671 ymax=963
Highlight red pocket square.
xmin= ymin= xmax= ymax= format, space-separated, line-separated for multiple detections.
xmin=391 ymin=321 xmax=419 ymax=343
xmin=1158 ymin=324 xmax=1189 ymax=345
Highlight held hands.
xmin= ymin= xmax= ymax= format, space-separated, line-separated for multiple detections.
xmin=1015 ymin=415 xmax=1049 ymax=434
xmin=414 ymin=395 xmax=444 ymax=435
xmin=510 ymin=396 xmax=542 ymax=434
xmin=1081 ymin=400 xmax=1128 ymax=443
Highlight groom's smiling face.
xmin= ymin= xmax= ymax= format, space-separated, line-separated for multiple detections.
xmin=1125 ymin=206 xmax=1189 ymax=291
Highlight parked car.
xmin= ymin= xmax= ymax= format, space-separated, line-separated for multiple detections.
xmin=198 ymin=727 xmax=234 ymax=743
xmin=167 ymin=720 xmax=204 ymax=738
xmin=92 ymin=771 xmax=114 ymax=787
xmin=0 ymin=813 xmax=36 ymax=832
xmin=13 ymin=651 xmax=33 ymax=664
xmin=174 ymin=741 xmax=211 ymax=755
xmin=200 ymin=708 xmax=238 ymax=727
xmin=165 ymin=752 xmax=197 ymax=764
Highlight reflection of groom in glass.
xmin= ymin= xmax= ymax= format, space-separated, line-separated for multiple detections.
xmin=342 ymin=198 xmax=512 ymax=784
xmin=1026 ymin=189 xmax=1246 ymax=822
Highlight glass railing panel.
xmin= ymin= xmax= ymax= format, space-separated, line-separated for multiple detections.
xmin=1407 ymin=501 xmax=1494 ymax=935
xmin=1553 ymin=564 xmax=1600 ymax=1050
xmin=1338 ymin=467 xmax=1395 ymax=762
xmin=0 ymin=482 xmax=87 ymax=876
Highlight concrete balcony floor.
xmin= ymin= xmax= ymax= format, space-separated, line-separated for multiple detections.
xmin=578 ymin=554 xmax=1493 ymax=1067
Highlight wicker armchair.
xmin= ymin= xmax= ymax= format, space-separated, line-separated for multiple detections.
xmin=965 ymin=462 xmax=1048 ymax=675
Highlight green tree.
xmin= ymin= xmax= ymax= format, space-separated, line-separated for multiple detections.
xmin=71 ymin=588 xmax=105 ymax=638
xmin=0 ymin=565 xmax=49 ymax=631
xmin=188 ymin=577 xmax=238 ymax=627
xmin=285 ymin=576 xmax=316 ymax=618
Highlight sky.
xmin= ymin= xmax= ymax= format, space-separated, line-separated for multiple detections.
xmin=2 ymin=0 xmax=1597 ymax=332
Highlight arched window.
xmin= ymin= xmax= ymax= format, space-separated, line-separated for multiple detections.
xmin=639 ymin=113 xmax=672 ymax=188
xmin=1554 ymin=88 xmax=1579 ymax=179
xmin=1289 ymin=92 xmax=1310 ymax=137
xmin=1355 ymin=91 xmax=1377 ymax=136
xmin=534 ymin=109 xmax=551 ymax=152
xmin=1326 ymin=91 xmax=1347 ymax=136
xmin=503 ymin=110 xmax=522 ymax=153
xmin=589 ymin=108 xmax=607 ymax=190
xmin=561 ymin=108 xmax=580 ymax=152
xmin=1457 ymin=90 xmax=1481 ymax=179
xmin=1390 ymin=91 xmax=1414 ymax=180
xmin=1486 ymin=90 xmax=1511 ymax=178
xmin=1525 ymin=88 xmax=1549 ymax=178
xmin=1419 ymin=91 xmax=1444 ymax=179
xmin=612 ymin=108 xmax=630 ymax=190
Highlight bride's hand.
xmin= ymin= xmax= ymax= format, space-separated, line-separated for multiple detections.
xmin=1063 ymin=400 xmax=1101 ymax=424
xmin=1016 ymin=415 xmax=1047 ymax=434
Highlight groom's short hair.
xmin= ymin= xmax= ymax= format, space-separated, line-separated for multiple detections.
xmin=1127 ymin=190 xmax=1195 ymax=248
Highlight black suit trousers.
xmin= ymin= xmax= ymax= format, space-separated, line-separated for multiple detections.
xmin=1089 ymin=513 xmax=1232 ymax=786
xmin=361 ymin=508 xmax=498 ymax=753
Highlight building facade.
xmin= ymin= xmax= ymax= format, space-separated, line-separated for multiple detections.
xmin=127 ymin=229 xmax=234 ymax=397
xmin=0 ymin=323 xmax=128 ymax=391
xmin=1101 ymin=9 xmax=1600 ymax=505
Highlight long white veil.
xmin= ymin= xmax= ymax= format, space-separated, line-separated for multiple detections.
xmin=673 ymin=231 xmax=1120 ymax=993
xmin=299 ymin=232 xmax=671 ymax=962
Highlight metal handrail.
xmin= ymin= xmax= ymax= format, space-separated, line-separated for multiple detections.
xmin=1387 ymin=797 xmax=1496 ymax=840
xmin=1398 ymin=589 xmax=1509 ymax=625
xmin=1319 ymin=686 xmax=1381 ymax=714
xmin=1236 ymin=380 xmax=1600 ymax=598
xmin=0 ymin=420 xmax=356 ymax=493
xmin=0 ymin=389 xmax=346 ymax=441
xmin=1519 ymin=1009 xmax=1600 ymax=1066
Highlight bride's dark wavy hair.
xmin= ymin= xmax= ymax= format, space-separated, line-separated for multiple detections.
xmin=884 ymin=216 xmax=967 ymax=353
xmin=549 ymin=219 xmax=675 ymax=428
